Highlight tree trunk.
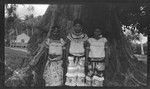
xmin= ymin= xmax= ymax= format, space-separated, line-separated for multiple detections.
xmin=28 ymin=4 xmax=147 ymax=86
xmin=140 ymin=43 xmax=144 ymax=55
xmin=139 ymin=33 xmax=144 ymax=55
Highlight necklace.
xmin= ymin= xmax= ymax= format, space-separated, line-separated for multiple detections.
xmin=72 ymin=29 xmax=83 ymax=37
xmin=94 ymin=35 xmax=103 ymax=40
xmin=67 ymin=33 xmax=88 ymax=43
xmin=50 ymin=38 xmax=61 ymax=43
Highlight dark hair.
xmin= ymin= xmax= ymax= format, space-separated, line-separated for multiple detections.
xmin=94 ymin=25 xmax=104 ymax=34
xmin=49 ymin=25 xmax=61 ymax=38
xmin=73 ymin=19 xmax=83 ymax=26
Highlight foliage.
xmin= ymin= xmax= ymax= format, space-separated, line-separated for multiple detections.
xmin=5 ymin=4 xmax=18 ymax=30
xmin=5 ymin=4 xmax=42 ymax=41
xmin=5 ymin=4 xmax=18 ymax=42
xmin=117 ymin=4 xmax=150 ymax=35
xmin=122 ymin=24 xmax=140 ymax=42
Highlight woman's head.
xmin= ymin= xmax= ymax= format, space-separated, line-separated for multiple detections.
xmin=73 ymin=19 xmax=83 ymax=34
xmin=94 ymin=27 xmax=102 ymax=37
xmin=50 ymin=25 xmax=61 ymax=38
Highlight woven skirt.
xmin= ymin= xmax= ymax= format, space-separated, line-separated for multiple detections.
xmin=85 ymin=57 xmax=105 ymax=86
xmin=43 ymin=55 xmax=63 ymax=86
xmin=65 ymin=54 xmax=86 ymax=86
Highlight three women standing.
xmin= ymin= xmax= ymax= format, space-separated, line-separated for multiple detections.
xmin=43 ymin=19 xmax=108 ymax=87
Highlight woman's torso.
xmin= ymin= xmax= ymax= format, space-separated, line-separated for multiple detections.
xmin=48 ymin=38 xmax=65 ymax=55
xmin=67 ymin=33 xmax=88 ymax=56
xmin=88 ymin=37 xmax=107 ymax=58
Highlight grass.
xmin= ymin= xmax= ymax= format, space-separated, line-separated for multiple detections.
xmin=5 ymin=47 xmax=30 ymax=70
xmin=5 ymin=47 xmax=31 ymax=86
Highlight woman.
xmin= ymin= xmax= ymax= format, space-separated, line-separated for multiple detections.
xmin=86 ymin=28 xmax=108 ymax=86
xmin=64 ymin=19 xmax=89 ymax=86
xmin=43 ymin=26 xmax=66 ymax=86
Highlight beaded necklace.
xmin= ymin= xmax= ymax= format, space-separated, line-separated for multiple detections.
xmin=49 ymin=38 xmax=62 ymax=44
xmin=93 ymin=35 xmax=103 ymax=40
xmin=67 ymin=33 xmax=88 ymax=43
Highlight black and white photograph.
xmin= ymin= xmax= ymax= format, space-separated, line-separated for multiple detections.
xmin=4 ymin=2 xmax=148 ymax=87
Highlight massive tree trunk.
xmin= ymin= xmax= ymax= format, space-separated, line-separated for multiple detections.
xmin=27 ymin=4 xmax=147 ymax=86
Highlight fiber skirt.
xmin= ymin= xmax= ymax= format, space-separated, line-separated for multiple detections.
xmin=43 ymin=55 xmax=63 ymax=86
xmin=65 ymin=54 xmax=86 ymax=86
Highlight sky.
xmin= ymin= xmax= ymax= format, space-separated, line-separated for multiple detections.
xmin=15 ymin=4 xmax=49 ymax=19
